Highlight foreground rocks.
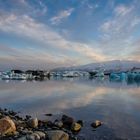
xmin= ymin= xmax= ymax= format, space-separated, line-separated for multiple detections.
xmin=0 ymin=108 xmax=103 ymax=140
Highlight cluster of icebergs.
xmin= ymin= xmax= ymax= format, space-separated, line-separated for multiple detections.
xmin=0 ymin=70 xmax=47 ymax=80
xmin=0 ymin=68 xmax=140 ymax=81
xmin=49 ymin=71 xmax=90 ymax=77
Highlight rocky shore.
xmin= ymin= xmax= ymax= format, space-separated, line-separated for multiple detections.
xmin=0 ymin=108 xmax=102 ymax=140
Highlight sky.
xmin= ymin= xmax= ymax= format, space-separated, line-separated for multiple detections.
xmin=0 ymin=0 xmax=140 ymax=70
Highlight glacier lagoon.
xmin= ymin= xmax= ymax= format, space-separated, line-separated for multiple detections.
xmin=0 ymin=78 xmax=140 ymax=140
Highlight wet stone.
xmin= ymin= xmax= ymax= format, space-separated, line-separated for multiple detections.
xmin=91 ymin=120 xmax=102 ymax=128
xmin=27 ymin=118 xmax=38 ymax=128
xmin=0 ymin=116 xmax=16 ymax=135
xmin=62 ymin=115 xmax=74 ymax=127
xmin=47 ymin=130 xmax=69 ymax=140
xmin=71 ymin=123 xmax=82 ymax=132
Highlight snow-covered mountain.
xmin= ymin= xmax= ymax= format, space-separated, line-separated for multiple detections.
xmin=52 ymin=60 xmax=140 ymax=72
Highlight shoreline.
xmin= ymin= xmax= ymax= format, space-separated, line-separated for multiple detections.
xmin=0 ymin=108 xmax=102 ymax=140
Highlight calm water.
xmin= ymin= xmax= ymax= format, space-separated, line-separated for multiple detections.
xmin=0 ymin=78 xmax=140 ymax=140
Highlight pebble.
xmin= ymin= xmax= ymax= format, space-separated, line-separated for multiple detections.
xmin=91 ymin=120 xmax=102 ymax=128
xmin=27 ymin=118 xmax=38 ymax=128
xmin=71 ymin=122 xmax=81 ymax=132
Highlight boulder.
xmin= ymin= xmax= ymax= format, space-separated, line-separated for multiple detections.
xmin=27 ymin=118 xmax=38 ymax=128
xmin=91 ymin=120 xmax=102 ymax=128
xmin=47 ymin=130 xmax=69 ymax=140
xmin=0 ymin=116 xmax=16 ymax=135
xmin=62 ymin=115 xmax=74 ymax=126
xmin=71 ymin=122 xmax=81 ymax=131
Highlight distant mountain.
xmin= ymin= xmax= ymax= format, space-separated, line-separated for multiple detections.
xmin=52 ymin=60 xmax=140 ymax=72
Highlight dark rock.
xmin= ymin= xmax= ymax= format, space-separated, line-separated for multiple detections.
xmin=62 ymin=115 xmax=74 ymax=127
xmin=4 ymin=108 xmax=7 ymax=111
xmin=76 ymin=120 xmax=83 ymax=127
xmin=15 ymin=115 xmax=23 ymax=121
xmin=8 ymin=110 xmax=17 ymax=116
xmin=91 ymin=120 xmax=102 ymax=128
xmin=46 ymin=121 xmax=53 ymax=127
xmin=25 ymin=115 xmax=32 ymax=120
xmin=38 ymin=120 xmax=45 ymax=128
xmin=44 ymin=113 xmax=53 ymax=116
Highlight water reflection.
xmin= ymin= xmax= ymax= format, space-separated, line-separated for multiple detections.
xmin=0 ymin=78 xmax=140 ymax=139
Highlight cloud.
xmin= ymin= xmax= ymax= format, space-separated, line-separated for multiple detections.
xmin=125 ymin=38 xmax=140 ymax=60
xmin=98 ymin=2 xmax=140 ymax=60
xmin=130 ymin=16 xmax=140 ymax=27
xmin=0 ymin=0 xmax=140 ymax=69
xmin=31 ymin=0 xmax=47 ymax=15
xmin=50 ymin=8 xmax=74 ymax=25
xmin=0 ymin=44 xmax=83 ymax=70
xmin=100 ymin=4 xmax=139 ymax=38
xmin=128 ymin=50 xmax=140 ymax=60
xmin=0 ymin=12 xmax=107 ymax=66
xmin=38 ymin=0 xmax=47 ymax=14
xmin=114 ymin=4 xmax=133 ymax=16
